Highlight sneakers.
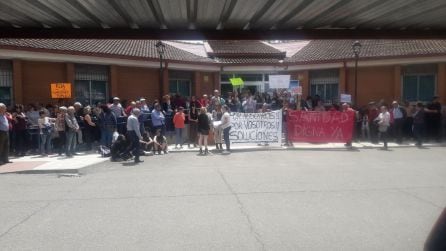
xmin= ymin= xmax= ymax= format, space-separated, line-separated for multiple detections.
xmin=222 ymin=150 xmax=231 ymax=155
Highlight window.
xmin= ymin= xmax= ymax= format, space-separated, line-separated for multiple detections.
xmin=309 ymin=69 xmax=339 ymax=104
xmin=0 ymin=60 xmax=12 ymax=106
xmin=402 ymin=64 xmax=437 ymax=102
xmin=169 ymin=79 xmax=191 ymax=97
xmin=402 ymin=74 xmax=435 ymax=102
xmin=75 ymin=64 xmax=108 ymax=106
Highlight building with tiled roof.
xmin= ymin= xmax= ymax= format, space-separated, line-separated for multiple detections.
xmin=1 ymin=39 xmax=446 ymax=107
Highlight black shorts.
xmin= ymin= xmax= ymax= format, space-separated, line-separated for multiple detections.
xmin=198 ymin=129 xmax=209 ymax=135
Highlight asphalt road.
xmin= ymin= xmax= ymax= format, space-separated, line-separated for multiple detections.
xmin=0 ymin=147 xmax=445 ymax=250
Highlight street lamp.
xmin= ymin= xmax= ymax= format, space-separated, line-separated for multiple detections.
xmin=156 ymin=41 xmax=166 ymax=99
xmin=352 ymin=40 xmax=361 ymax=106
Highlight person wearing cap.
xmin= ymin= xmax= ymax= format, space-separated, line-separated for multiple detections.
xmin=110 ymin=97 xmax=125 ymax=117
xmin=127 ymin=108 xmax=143 ymax=163
xmin=390 ymin=101 xmax=406 ymax=144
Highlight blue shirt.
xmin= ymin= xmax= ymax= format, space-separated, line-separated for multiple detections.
xmin=151 ymin=110 xmax=165 ymax=127
xmin=0 ymin=115 xmax=9 ymax=132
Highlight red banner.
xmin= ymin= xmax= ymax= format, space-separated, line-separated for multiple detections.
xmin=287 ymin=111 xmax=355 ymax=143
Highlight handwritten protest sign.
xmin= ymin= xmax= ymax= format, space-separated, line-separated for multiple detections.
xmin=269 ymin=75 xmax=290 ymax=88
xmin=229 ymin=111 xmax=282 ymax=144
xmin=287 ymin=111 xmax=355 ymax=143
xmin=50 ymin=83 xmax=72 ymax=98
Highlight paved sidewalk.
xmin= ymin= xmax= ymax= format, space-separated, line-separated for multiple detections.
xmin=0 ymin=141 xmax=443 ymax=174
xmin=0 ymin=152 xmax=108 ymax=174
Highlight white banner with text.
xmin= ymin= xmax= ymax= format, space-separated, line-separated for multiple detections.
xmin=229 ymin=111 xmax=282 ymax=144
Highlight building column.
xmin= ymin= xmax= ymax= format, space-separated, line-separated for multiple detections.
xmin=437 ymin=63 xmax=446 ymax=104
xmin=12 ymin=59 xmax=23 ymax=105
xmin=301 ymin=70 xmax=309 ymax=97
xmin=213 ymin=72 xmax=220 ymax=91
xmin=162 ymin=62 xmax=169 ymax=97
xmin=65 ymin=63 xmax=75 ymax=102
xmin=110 ymin=65 xmax=118 ymax=98
xmin=339 ymin=64 xmax=347 ymax=95
xmin=194 ymin=71 xmax=202 ymax=97
xmin=393 ymin=66 xmax=402 ymax=102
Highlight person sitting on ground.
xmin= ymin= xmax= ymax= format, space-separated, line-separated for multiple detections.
xmin=153 ymin=129 xmax=168 ymax=155
xmin=141 ymin=131 xmax=154 ymax=154
xmin=110 ymin=134 xmax=132 ymax=162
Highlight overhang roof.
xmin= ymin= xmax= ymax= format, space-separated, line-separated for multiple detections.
xmin=1 ymin=0 xmax=446 ymax=39
xmin=3 ymin=39 xmax=446 ymax=66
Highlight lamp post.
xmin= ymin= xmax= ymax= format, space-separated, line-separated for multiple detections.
xmin=156 ymin=41 xmax=165 ymax=99
xmin=352 ymin=40 xmax=361 ymax=106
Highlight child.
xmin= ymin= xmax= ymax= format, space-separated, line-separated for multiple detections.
xmin=153 ymin=129 xmax=168 ymax=155
xmin=173 ymin=106 xmax=185 ymax=149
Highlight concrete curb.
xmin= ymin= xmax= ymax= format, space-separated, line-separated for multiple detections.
xmin=2 ymin=143 xmax=444 ymax=174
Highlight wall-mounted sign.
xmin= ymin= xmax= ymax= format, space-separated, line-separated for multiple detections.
xmin=51 ymin=83 xmax=72 ymax=98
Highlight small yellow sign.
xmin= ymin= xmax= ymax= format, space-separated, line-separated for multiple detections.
xmin=51 ymin=83 xmax=72 ymax=98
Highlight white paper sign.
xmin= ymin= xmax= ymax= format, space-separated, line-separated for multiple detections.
xmin=269 ymin=75 xmax=291 ymax=89
xmin=340 ymin=94 xmax=352 ymax=103
xmin=229 ymin=111 xmax=282 ymax=144
xmin=212 ymin=121 xmax=221 ymax=128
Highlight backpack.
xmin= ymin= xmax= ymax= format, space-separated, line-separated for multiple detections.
xmin=99 ymin=145 xmax=111 ymax=157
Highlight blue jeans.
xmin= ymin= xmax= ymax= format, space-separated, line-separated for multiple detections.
xmin=223 ymin=126 xmax=231 ymax=151
xmin=101 ymin=129 xmax=114 ymax=147
xmin=40 ymin=133 xmax=51 ymax=154
xmin=175 ymin=128 xmax=184 ymax=146
xmin=66 ymin=130 xmax=77 ymax=155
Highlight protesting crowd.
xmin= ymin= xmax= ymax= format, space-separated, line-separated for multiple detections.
xmin=0 ymin=88 xmax=444 ymax=165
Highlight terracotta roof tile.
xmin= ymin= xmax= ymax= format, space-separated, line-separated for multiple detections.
xmin=214 ymin=57 xmax=283 ymax=64
xmin=207 ymin=40 xmax=285 ymax=56
xmin=286 ymin=40 xmax=446 ymax=63
xmin=0 ymin=39 xmax=213 ymax=62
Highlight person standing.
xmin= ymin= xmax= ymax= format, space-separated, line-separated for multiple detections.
xmin=425 ymin=96 xmax=442 ymax=142
xmin=390 ymin=101 xmax=406 ymax=144
xmin=197 ymin=107 xmax=210 ymax=155
xmin=0 ymin=103 xmax=12 ymax=165
xmin=37 ymin=110 xmax=56 ymax=156
xmin=54 ymin=106 xmax=67 ymax=156
xmin=220 ymin=105 xmax=232 ymax=154
xmin=368 ymin=102 xmax=380 ymax=144
xmin=127 ymin=108 xmax=143 ymax=163
xmin=109 ymin=97 xmax=125 ymax=117
xmin=413 ymin=102 xmax=425 ymax=147
xmin=173 ymin=106 xmax=185 ymax=149
xmin=65 ymin=106 xmax=80 ymax=157
xmin=212 ymin=104 xmax=223 ymax=150
xmin=376 ymin=105 xmax=391 ymax=150
xmin=188 ymin=96 xmax=200 ymax=148
xmin=98 ymin=105 xmax=117 ymax=148
xmin=83 ymin=106 xmax=96 ymax=151
xmin=11 ymin=104 xmax=27 ymax=156
xmin=151 ymin=103 xmax=166 ymax=136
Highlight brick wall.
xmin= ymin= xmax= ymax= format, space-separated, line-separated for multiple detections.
xmin=347 ymin=65 xmax=396 ymax=106
xmin=115 ymin=66 xmax=160 ymax=103
xmin=21 ymin=60 xmax=66 ymax=105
